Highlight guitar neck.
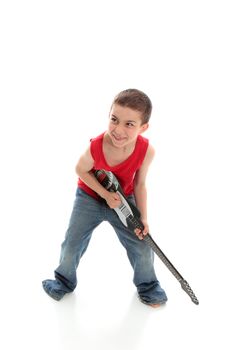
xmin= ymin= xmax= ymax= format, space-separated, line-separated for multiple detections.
xmin=126 ymin=216 xmax=199 ymax=305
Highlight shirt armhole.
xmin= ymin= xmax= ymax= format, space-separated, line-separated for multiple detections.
xmin=89 ymin=138 xmax=96 ymax=161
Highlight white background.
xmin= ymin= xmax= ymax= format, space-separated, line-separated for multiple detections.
xmin=0 ymin=1 xmax=230 ymax=349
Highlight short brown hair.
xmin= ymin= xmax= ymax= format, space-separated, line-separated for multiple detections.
xmin=112 ymin=88 xmax=152 ymax=124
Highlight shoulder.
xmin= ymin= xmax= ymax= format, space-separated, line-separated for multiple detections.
xmin=90 ymin=132 xmax=105 ymax=144
xmin=75 ymin=144 xmax=94 ymax=173
xmin=90 ymin=132 xmax=105 ymax=159
xmin=137 ymin=135 xmax=155 ymax=162
xmin=137 ymin=134 xmax=149 ymax=146
xmin=78 ymin=132 xmax=104 ymax=163
xmin=146 ymin=143 xmax=155 ymax=159
xmin=141 ymin=143 xmax=155 ymax=168
xmin=134 ymin=142 xmax=155 ymax=186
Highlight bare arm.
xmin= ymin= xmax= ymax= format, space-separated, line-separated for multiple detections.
xmin=133 ymin=144 xmax=155 ymax=237
xmin=75 ymin=147 xmax=121 ymax=208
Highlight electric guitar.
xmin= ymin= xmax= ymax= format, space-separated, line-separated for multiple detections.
xmin=95 ymin=169 xmax=199 ymax=305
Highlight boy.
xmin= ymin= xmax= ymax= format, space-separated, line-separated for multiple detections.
xmin=42 ymin=89 xmax=167 ymax=307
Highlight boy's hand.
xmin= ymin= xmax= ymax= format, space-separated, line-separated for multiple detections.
xmin=134 ymin=220 xmax=149 ymax=240
xmin=104 ymin=192 xmax=122 ymax=209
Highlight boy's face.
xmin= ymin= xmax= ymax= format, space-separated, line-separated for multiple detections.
xmin=107 ymin=103 xmax=149 ymax=148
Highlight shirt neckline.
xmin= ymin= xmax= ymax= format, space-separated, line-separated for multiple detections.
xmin=100 ymin=132 xmax=140 ymax=169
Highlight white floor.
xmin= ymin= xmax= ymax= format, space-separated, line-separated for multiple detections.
xmin=1 ymin=213 xmax=229 ymax=350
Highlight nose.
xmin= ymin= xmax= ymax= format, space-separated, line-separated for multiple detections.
xmin=114 ymin=124 xmax=123 ymax=135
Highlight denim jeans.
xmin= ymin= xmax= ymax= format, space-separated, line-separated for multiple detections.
xmin=42 ymin=188 xmax=167 ymax=304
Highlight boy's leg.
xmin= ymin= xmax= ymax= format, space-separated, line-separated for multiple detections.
xmin=42 ymin=189 xmax=104 ymax=301
xmin=107 ymin=207 xmax=167 ymax=306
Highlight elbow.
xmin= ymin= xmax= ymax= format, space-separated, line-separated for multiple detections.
xmin=75 ymin=165 xmax=80 ymax=176
xmin=75 ymin=163 xmax=85 ymax=177
xmin=75 ymin=163 xmax=92 ymax=179
xmin=75 ymin=163 xmax=80 ymax=176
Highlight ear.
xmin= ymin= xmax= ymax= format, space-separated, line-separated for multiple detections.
xmin=139 ymin=123 xmax=149 ymax=134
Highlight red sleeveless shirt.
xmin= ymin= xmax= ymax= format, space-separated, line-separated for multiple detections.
xmin=78 ymin=132 xmax=149 ymax=199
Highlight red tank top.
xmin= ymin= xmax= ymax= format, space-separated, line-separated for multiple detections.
xmin=78 ymin=132 xmax=149 ymax=199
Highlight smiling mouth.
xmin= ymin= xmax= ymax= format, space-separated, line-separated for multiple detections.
xmin=112 ymin=133 xmax=126 ymax=142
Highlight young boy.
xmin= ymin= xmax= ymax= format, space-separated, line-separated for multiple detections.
xmin=42 ymin=88 xmax=167 ymax=307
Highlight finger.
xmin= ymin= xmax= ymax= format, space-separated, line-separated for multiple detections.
xmin=134 ymin=228 xmax=141 ymax=234
xmin=134 ymin=229 xmax=144 ymax=240
xmin=114 ymin=193 xmax=121 ymax=200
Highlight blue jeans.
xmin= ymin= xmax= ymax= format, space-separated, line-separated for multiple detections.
xmin=42 ymin=188 xmax=167 ymax=304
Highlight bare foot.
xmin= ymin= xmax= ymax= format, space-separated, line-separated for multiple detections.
xmin=149 ymin=304 xmax=161 ymax=308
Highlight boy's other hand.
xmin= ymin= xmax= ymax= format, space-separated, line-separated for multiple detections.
xmin=134 ymin=220 xmax=149 ymax=240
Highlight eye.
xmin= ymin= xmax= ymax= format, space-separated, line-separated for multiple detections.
xmin=126 ymin=122 xmax=135 ymax=128
xmin=110 ymin=116 xmax=118 ymax=124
